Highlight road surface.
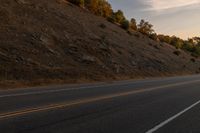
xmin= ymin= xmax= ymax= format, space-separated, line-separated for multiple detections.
xmin=1 ymin=75 xmax=200 ymax=133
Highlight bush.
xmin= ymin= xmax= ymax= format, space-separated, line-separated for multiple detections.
xmin=107 ymin=16 xmax=115 ymax=23
xmin=182 ymin=42 xmax=194 ymax=52
xmin=114 ymin=10 xmax=125 ymax=24
xmin=130 ymin=18 xmax=137 ymax=30
xmin=121 ymin=20 xmax=130 ymax=30
xmin=149 ymin=33 xmax=158 ymax=41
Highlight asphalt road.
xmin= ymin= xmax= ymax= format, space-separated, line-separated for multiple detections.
xmin=1 ymin=75 xmax=200 ymax=133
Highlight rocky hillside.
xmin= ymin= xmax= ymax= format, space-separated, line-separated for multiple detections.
xmin=0 ymin=0 xmax=200 ymax=88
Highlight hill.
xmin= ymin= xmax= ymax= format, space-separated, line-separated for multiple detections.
xmin=0 ymin=0 xmax=200 ymax=88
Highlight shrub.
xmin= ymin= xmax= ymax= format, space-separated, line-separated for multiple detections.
xmin=107 ymin=16 xmax=115 ymax=23
xmin=149 ymin=33 xmax=158 ymax=41
xmin=170 ymin=36 xmax=183 ymax=49
xmin=114 ymin=10 xmax=125 ymax=24
xmin=130 ymin=18 xmax=137 ymax=30
xmin=121 ymin=20 xmax=130 ymax=30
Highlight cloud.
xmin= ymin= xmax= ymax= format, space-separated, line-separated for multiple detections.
xmin=146 ymin=0 xmax=200 ymax=11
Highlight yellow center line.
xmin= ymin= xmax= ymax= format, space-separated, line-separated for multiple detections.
xmin=0 ymin=79 xmax=200 ymax=120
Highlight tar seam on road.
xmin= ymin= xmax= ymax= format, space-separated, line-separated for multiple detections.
xmin=146 ymin=100 xmax=200 ymax=133
xmin=0 ymin=79 xmax=200 ymax=99
xmin=0 ymin=79 xmax=200 ymax=120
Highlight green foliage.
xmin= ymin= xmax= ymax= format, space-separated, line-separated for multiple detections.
xmin=157 ymin=35 xmax=171 ymax=44
xmin=107 ymin=15 xmax=115 ymax=23
xmin=79 ymin=0 xmax=85 ymax=7
xmin=137 ymin=19 xmax=154 ymax=35
xmin=68 ymin=0 xmax=200 ymax=58
xmin=182 ymin=41 xmax=194 ymax=52
xmin=191 ymin=46 xmax=200 ymax=57
xmin=130 ymin=18 xmax=137 ymax=30
xmin=85 ymin=0 xmax=112 ymax=17
xmin=170 ymin=36 xmax=183 ymax=49
xmin=121 ymin=19 xmax=130 ymax=30
xmin=113 ymin=10 xmax=125 ymax=24
xmin=149 ymin=33 xmax=158 ymax=41
xmin=193 ymin=37 xmax=200 ymax=45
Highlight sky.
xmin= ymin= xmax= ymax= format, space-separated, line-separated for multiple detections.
xmin=108 ymin=0 xmax=200 ymax=39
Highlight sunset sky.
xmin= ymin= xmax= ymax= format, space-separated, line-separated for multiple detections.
xmin=108 ymin=0 xmax=200 ymax=39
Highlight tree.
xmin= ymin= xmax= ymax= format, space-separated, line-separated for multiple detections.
xmin=170 ymin=36 xmax=183 ymax=49
xmin=101 ymin=1 xmax=113 ymax=18
xmin=85 ymin=0 xmax=98 ymax=14
xmin=182 ymin=41 xmax=194 ymax=52
xmin=130 ymin=18 xmax=137 ymax=30
xmin=114 ymin=10 xmax=125 ymax=24
xmin=188 ymin=38 xmax=194 ymax=44
xmin=85 ymin=0 xmax=112 ymax=18
xmin=149 ymin=33 xmax=158 ymax=41
xmin=157 ymin=34 xmax=171 ymax=44
xmin=137 ymin=19 xmax=154 ymax=35
xmin=193 ymin=37 xmax=200 ymax=45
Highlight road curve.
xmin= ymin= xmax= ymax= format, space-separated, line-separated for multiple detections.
xmin=1 ymin=75 xmax=200 ymax=133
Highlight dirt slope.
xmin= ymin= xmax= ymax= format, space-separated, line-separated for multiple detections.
xmin=0 ymin=0 xmax=200 ymax=87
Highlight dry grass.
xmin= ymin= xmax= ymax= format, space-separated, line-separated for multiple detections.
xmin=0 ymin=0 xmax=200 ymax=89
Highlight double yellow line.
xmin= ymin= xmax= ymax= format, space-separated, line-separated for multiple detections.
xmin=0 ymin=79 xmax=200 ymax=120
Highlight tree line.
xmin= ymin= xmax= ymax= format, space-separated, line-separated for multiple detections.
xmin=68 ymin=0 xmax=153 ymax=33
xmin=68 ymin=0 xmax=200 ymax=57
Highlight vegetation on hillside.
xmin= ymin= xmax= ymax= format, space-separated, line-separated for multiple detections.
xmin=1 ymin=0 xmax=200 ymax=88
xmin=69 ymin=0 xmax=200 ymax=57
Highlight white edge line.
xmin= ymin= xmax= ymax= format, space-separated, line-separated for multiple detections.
xmin=146 ymin=100 xmax=200 ymax=133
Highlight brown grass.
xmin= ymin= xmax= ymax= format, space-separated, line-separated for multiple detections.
xmin=0 ymin=0 xmax=200 ymax=89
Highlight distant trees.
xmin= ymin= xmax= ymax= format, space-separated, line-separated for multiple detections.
xmin=68 ymin=0 xmax=134 ymax=31
xmin=157 ymin=35 xmax=200 ymax=57
xmin=68 ymin=0 xmax=200 ymax=57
